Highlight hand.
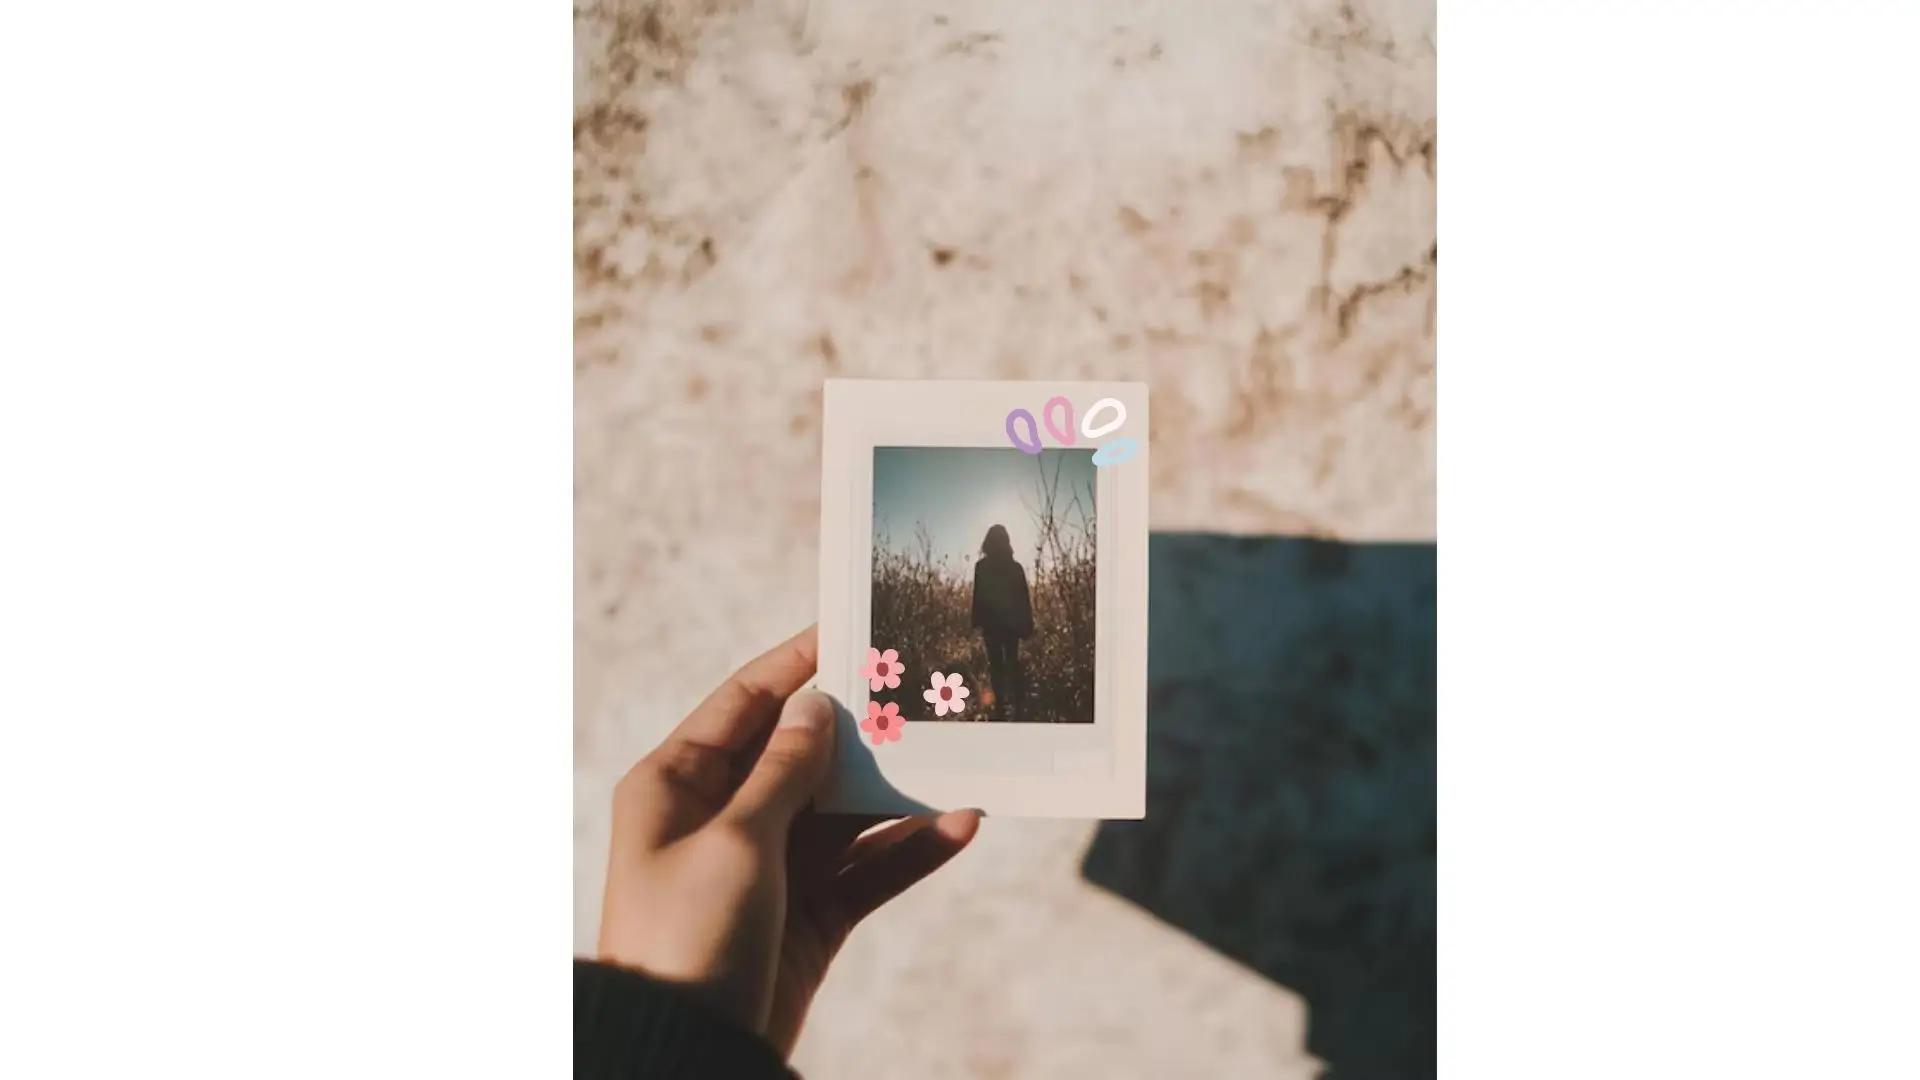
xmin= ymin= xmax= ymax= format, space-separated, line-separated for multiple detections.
xmin=596 ymin=626 xmax=982 ymax=1056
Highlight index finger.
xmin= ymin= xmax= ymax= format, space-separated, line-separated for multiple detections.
xmin=668 ymin=625 xmax=820 ymax=753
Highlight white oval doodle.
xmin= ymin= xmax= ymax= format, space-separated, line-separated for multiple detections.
xmin=1079 ymin=397 xmax=1127 ymax=440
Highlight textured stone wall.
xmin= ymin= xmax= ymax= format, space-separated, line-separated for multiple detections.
xmin=576 ymin=1 xmax=1434 ymax=1075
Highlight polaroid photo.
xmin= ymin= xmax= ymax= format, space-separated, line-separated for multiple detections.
xmin=815 ymin=379 xmax=1148 ymax=819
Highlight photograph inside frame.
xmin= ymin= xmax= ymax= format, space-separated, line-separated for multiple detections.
xmin=868 ymin=445 xmax=1096 ymax=724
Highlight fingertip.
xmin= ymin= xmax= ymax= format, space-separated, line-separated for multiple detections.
xmin=777 ymin=687 xmax=836 ymax=736
xmin=831 ymin=808 xmax=983 ymax=922
xmin=933 ymin=808 xmax=983 ymax=844
xmin=725 ymin=690 xmax=839 ymax=829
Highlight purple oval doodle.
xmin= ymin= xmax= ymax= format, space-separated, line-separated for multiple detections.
xmin=1005 ymin=408 xmax=1043 ymax=454
xmin=1042 ymin=396 xmax=1078 ymax=446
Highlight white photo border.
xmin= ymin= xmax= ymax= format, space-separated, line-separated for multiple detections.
xmin=817 ymin=380 xmax=1148 ymax=818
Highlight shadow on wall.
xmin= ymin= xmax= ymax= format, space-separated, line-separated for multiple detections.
xmin=1081 ymin=533 xmax=1436 ymax=1080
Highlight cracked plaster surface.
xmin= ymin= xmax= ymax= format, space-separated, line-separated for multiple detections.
xmin=576 ymin=2 xmax=1434 ymax=1075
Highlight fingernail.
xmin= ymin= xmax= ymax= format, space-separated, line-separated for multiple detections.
xmin=778 ymin=688 xmax=835 ymax=733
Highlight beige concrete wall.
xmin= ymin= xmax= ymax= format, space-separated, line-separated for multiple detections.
xmin=575 ymin=1 xmax=1434 ymax=1075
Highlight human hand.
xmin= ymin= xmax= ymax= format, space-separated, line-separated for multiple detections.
xmin=596 ymin=626 xmax=982 ymax=1056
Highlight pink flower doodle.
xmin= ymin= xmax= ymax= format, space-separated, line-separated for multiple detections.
xmin=860 ymin=647 xmax=903 ymax=692
xmin=862 ymin=700 xmax=905 ymax=745
xmin=922 ymin=671 xmax=970 ymax=717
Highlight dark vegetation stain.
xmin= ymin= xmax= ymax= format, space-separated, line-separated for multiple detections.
xmin=812 ymin=332 xmax=840 ymax=372
xmin=1332 ymin=243 xmax=1436 ymax=341
xmin=843 ymin=78 xmax=874 ymax=115
xmin=1108 ymin=25 xmax=1163 ymax=69
xmin=1305 ymin=0 xmax=1402 ymax=62
xmin=575 ymin=1 xmax=730 ymax=351
xmin=828 ymin=78 xmax=875 ymax=137
xmin=940 ymin=31 xmax=1004 ymax=59
xmin=1248 ymin=104 xmax=1436 ymax=347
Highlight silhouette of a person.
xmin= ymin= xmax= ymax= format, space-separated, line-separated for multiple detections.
xmin=970 ymin=524 xmax=1033 ymax=721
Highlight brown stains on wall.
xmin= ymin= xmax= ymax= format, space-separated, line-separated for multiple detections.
xmin=1117 ymin=93 xmax=1434 ymax=359
xmin=1304 ymin=0 xmax=1406 ymax=63
xmin=1285 ymin=107 xmax=1437 ymax=345
xmin=811 ymin=331 xmax=841 ymax=372
xmin=832 ymin=78 xmax=875 ymax=136
xmin=575 ymin=1 xmax=736 ymax=353
xmin=1237 ymin=127 xmax=1282 ymax=157
xmin=1331 ymin=243 xmax=1435 ymax=341
xmin=940 ymin=31 xmax=1004 ymax=60
xmin=839 ymin=160 xmax=890 ymax=293
xmin=1108 ymin=79 xmax=1434 ymax=455
xmin=1223 ymin=327 xmax=1301 ymax=439
xmin=574 ymin=103 xmax=649 ymax=153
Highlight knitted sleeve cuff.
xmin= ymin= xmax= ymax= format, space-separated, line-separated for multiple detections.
xmin=575 ymin=960 xmax=796 ymax=1080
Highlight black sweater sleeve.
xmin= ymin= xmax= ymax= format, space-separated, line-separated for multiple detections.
xmin=575 ymin=960 xmax=797 ymax=1080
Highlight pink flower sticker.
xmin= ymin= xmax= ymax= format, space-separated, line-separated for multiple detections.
xmin=860 ymin=647 xmax=903 ymax=692
xmin=922 ymin=671 xmax=970 ymax=717
xmin=862 ymin=700 xmax=904 ymax=745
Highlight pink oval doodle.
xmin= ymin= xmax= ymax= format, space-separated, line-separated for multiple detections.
xmin=1042 ymin=396 xmax=1077 ymax=446
xmin=1005 ymin=408 xmax=1043 ymax=454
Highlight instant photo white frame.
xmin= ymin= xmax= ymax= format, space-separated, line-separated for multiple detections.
xmin=816 ymin=379 xmax=1148 ymax=818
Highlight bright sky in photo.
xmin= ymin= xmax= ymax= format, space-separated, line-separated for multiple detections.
xmin=873 ymin=447 xmax=1096 ymax=570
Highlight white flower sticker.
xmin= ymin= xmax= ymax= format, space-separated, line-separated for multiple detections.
xmin=922 ymin=670 xmax=971 ymax=717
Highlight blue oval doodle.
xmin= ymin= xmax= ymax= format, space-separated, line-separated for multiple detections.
xmin=1090 ymin=437 xmax=1139 ymax=467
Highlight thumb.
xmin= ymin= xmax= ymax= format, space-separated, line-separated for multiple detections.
xmin=725 ymin=688 xmax=837 ymax=832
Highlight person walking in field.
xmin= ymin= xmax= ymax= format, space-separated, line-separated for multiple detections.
xmin=970 ymin=524 xmax=1033 ymax=721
